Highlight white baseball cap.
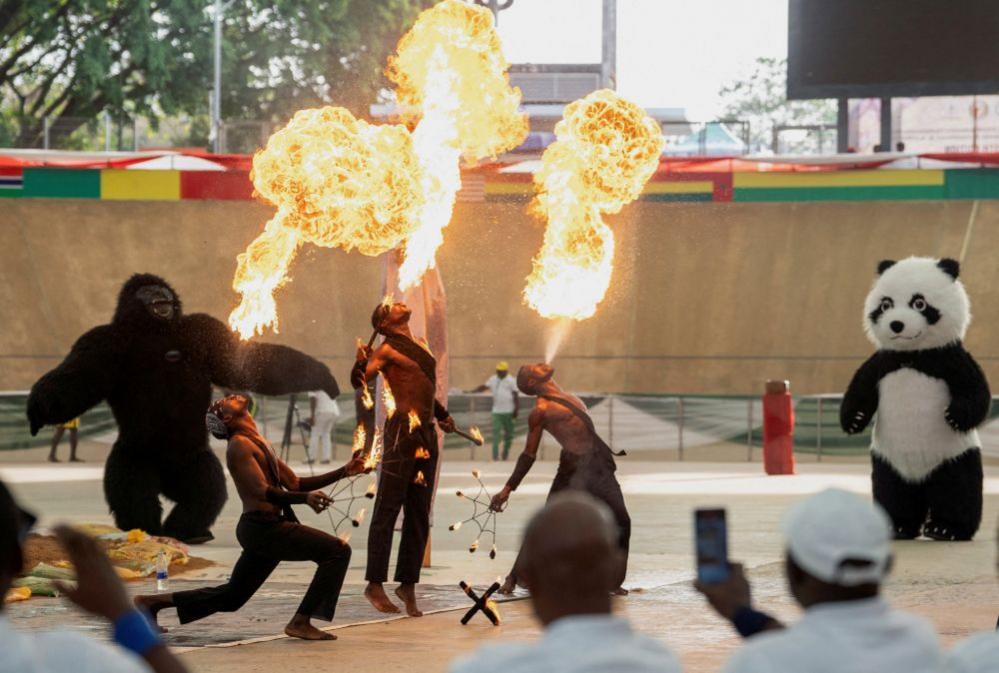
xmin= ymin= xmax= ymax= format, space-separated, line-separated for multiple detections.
xmin=782 ymin=488 xmax=893 ymax=586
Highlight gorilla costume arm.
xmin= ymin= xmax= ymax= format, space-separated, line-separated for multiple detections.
xmin=187 ymin=314 xmax=340 ymax=399
xmin=27 ymin=326 xmax=116 ymax=435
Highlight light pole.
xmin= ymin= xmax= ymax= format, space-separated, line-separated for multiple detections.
xmin=472 ymin=0 xmax=514 ymax=24
xmin=211 ymin=0 xmax=232 ymax=153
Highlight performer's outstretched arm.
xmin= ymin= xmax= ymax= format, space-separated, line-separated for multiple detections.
xmin=27 ymin=326 xmax=116 ymax=435
xmin=273 ymin=451 xmax=367 ymax=491
xmin=490 ymin=407 xmax=543 ymax=511
xmin=190 ymin=314 xmax=339 ymax=399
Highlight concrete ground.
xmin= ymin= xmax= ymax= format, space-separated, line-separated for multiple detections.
xmin=2 ymin=443 xmax=997 ymax=672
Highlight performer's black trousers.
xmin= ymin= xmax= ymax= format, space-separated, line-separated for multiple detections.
xmin=173 ymin=511 xmax=351 ymax=623
xmin=366 ymin=420 xmax=438 ymax=584
xmin=511 ymin=458 xmax=631 ymax=589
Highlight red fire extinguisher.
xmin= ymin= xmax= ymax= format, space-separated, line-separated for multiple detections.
xmin=762 ymin=380 xmax=795 ymax=475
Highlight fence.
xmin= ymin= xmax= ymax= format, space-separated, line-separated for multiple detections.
xmin=7 ymin=390 xmax=999 ymax=459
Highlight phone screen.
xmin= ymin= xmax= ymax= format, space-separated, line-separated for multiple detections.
xmin=695 ymin=508 xmax=729 ymax=584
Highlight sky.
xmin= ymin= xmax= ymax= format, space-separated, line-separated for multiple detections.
xmin=494 ymin=0 xmax=789 ymax=120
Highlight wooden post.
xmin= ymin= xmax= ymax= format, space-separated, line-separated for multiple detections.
xmin=423 ymin=531 xmax=432 ymax=568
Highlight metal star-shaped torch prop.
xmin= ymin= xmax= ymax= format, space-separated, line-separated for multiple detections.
xmin=449 ymin=469 xmax=499 ymax=558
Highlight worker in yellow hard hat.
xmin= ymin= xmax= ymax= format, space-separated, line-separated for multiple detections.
xmin=468 ymin=361 xmax=519 ymax=460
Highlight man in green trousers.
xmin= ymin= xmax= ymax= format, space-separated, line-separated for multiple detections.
xmin=469 ymin=361 xmax=519 ymax=460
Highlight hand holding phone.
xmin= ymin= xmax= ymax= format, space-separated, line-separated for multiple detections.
xmin=694 ymin=508 xmax=730 ymax=584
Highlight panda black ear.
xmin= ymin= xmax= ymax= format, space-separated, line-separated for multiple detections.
xmin=877 ymin=260 xmax=896 ymax=275
xmin=938 ymin=258 xmax=960 ymax=280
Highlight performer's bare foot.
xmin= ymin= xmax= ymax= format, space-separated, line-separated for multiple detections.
xmin=394 ymin=583 xmax=422 ymax=617
xmin=134 ymin=594 xmax=172 ymax=633
xmin=498 ymin=574 xmax=517 ymax=595
xmin=364 ymin=582 xmax=400 ymax=613
xmin=285 ymin=615 xmax=336 ymax=641
xmin=611 ymin=586 xmax=629 ymax=596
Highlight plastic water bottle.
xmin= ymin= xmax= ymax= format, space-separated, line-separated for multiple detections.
xmin=155 ymin=551 xmax=169 ymax=592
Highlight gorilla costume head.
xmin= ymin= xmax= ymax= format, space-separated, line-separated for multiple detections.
xmin=113 ymin=273 xmax=182 ymax=327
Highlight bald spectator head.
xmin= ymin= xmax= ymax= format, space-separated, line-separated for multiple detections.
xmin=519 ymin=492 xmax=624 ymax=626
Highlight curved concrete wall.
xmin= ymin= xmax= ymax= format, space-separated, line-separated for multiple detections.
xmin=3 ymin=197 xmax=998 ymax=394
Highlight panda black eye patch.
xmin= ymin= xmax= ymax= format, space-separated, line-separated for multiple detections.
xmin=909 ymin=293 xmax=940 ymax=324
xmin=869 ymin=296 xmax=893 ymax=323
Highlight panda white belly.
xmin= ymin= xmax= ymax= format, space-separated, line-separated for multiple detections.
xmin=872 ymin=368 xmax=978 ymax=482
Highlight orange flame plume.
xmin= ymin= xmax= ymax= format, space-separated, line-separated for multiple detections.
xmin=470 ymin=426 xmax=484 ymax=444
xmin=413 ymin=470 xmax=427 ymax=486
xmin=228 ymin=107 xmax=425 ymax=338
xmin=364 ymin=430 xmax=384 ymax=470
xmin=388 ymin=0 xmax=527 ymax=290
xmin=382 ymin=380 xmax=397 ymax=420
xmin=352 ymin=508 xmax=366 ymax=527
xmin=408 ymin=409 xmax=422 ymax=433
xmin=351 ymin=424 xmax=367 ymax=455
xmin=523 ymin=89 xmax=664 ymax=320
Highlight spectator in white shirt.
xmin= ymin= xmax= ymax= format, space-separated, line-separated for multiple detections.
xmin=0 ymin=479 xmax=187 ymax=673
xmin=945 ymin=527 xmax=998 ymax=672
xmin=308 ymin=390 xmax=341 ymax=464
xmin=449 ymin=492 xmax=681 ymax=673
xmin=696 ymin=488 xmax=943 ymax=673
xmin=468 ymin=361 xmax=519 ymax=461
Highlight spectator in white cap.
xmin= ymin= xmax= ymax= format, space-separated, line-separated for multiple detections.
xmin=696 ymin=488 xmax=943 ymax=673
xmin=945 ymin=525 xmax=998 ymax=672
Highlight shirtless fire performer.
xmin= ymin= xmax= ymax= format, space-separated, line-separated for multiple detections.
xmin=490 ymin=363 xmax=631 ymax=595
xmin=135 ymin=394 xmax=366 ymax=640
xmin=352 ymin=301 xmax=456 ymax=617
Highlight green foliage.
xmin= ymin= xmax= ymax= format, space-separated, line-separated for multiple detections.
xmin=0 ymin=0 xmax=434 ymax=147
xmin=718 ymin=57 xmax=836 ymax=152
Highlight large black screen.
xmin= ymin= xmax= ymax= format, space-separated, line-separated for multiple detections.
xmin=788 ymin=0 xmax=999 ymax=99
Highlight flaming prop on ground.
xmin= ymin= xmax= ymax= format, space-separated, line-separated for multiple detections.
xmin=228 ymin=0 xmax=526 ymax=337
xmin=449 ymin=469 xmax=499 ymax=558
xmin=523 ymin=89 xmax=664 ymax=322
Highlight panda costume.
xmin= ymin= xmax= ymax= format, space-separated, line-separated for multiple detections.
xmin=841 ymin=257 xmax=990 ymax=541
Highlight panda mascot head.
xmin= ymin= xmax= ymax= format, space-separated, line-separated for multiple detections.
xmin=864 ymin=257 xmax=969 ymax=352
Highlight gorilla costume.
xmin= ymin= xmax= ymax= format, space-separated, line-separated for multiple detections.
xmin=27 ymin=273 xmax=340 ymax=543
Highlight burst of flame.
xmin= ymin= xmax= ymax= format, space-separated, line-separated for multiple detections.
xmin=469 ymin=539 xmax=479 ymax=553
xmin=352 ymin=508 xmax=366 ymax=527
xmin=351 ymin=424 xmax=367 ymax=455
xmin=361 ymin=385 xmax=374 ymax=411
xmin=388 ymin=0 xmax=527 ymax=290
xmin=382 ymin=379 xmax=397 ymax=420
xmin=413 ymin=470 xmax=426 ymax=486
xmin=449 ymin=520 xmax=462 ymax=531
xmin=381 ymin=293 xmax=393 ymax=308
xmin=408 ymin=409 xmax=422 ymax=433
xmin=228 ymin=107 xmax=426 ymax=338
xmin=364 ymin=430 xmax=384 ymax=470
xmin=414 ymin=446 xmax=430 ymax=460
xmin=486 ymin=599 xmax=501 ymax=624
xmin=365 ymin=482 xmax=377 ymax=499
xmin=470 ymin=426 xmax=484 ymax=444
xmin=523 ymin=89 xmax=664 ymax=321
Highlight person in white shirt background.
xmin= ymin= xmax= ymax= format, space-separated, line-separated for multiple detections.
xmin=308 ymin=389 xmax=341 ymax=464
xmin=450 ymin=491 xmax=681 ymax=673
xmin=468 ymin=361 xmax=519 ymax=461
xmin=945 ymin=525 xmax=999 ymax=672
xmin=0 ymin=478 xmax=188 ymax=673
xmin=696 ymin=488 xmax=943 ymax=673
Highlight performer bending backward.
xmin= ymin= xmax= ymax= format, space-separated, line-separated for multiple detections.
xmin=135 ymin=395 xmax=366 ymax=640
xmin=352 ymin=301 xmax=456 ymax=618
xmin=491 ymin=363 xmax=631 ymax=595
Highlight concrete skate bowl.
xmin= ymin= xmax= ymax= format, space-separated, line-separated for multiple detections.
xmin=3 ymin=197 xmax=999 ymax=399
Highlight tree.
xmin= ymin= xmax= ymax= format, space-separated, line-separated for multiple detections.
xmin=718 ymin=57 xmax=836 ymax=154
xmin=0 ymin=0 xmax=433 ymax=148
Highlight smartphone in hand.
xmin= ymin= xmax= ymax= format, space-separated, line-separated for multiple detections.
xmin=695 ymin=507 xmax=730 ymax=584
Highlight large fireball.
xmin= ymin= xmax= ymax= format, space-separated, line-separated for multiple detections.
xmin=229 ymin=107 xmax=424 ymax=338
xmin=523 ymin=89 xmax=664 ymax=321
